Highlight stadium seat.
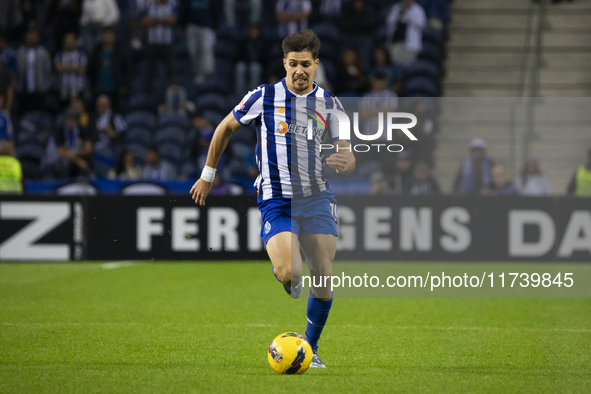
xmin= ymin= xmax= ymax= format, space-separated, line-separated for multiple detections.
xmin=173 ymin=75 xmax=195 ymax=98
xmin=180 ymin=160 xmax=197 ymax=178
xmin=214 ymin=40 xmax=237 ymax=61
xmin=16 ymin=143 xmax=45 ymax=162
xmin=214 ymin=58 xmax=235 ymax=83
xmin=373 ymin=25 xmax=387 ymax=46
xmin=93 ymin=151 xmax=115 ymax=178
xmin=321 ymin=59 xmax=337 ymax=85
xmin=231 ymin=142 xmax=251 ymax=160
xmin=16 ymin=129 xmax=40 ymax=144
xmin=157 ymin=113 xmax=189 ymax=129
xmin=173 ymin=40 xmax=189 ymax=59
xmin=422 ymin=26 xmax=444 ymax=47
xmin=405 ymin=60 xmax=440 ymax=80
xmin=418 ymin=42 xmax=443 ymax=63
xmin=22 ymin=111 xmax=54 ymax=131
xmin=310 ymin=22 xmax=341 ymax=44
xmin=125 ymin=127 xmax=152 ymax=146
xmin=154 ymin=126 xmax=185 ymax=145
xmin=125 ymin=111 xmax=156 ymax=130
xmin=319 ymin=41 xmax=339 ymax=63
xmin=126 ymin=143 xmax=148 ymax=165
xmin=216 ymin=25 xmax=239 ymax=41
xmin=196 ymin=78 xmax=229 ymax=96
xmin=203 ymin=110 xmax=224 ymax=127
xmin=403 ymin=76 xmax=439 ymax=97
xmin=175 ymin=58 xmax=192 ymax=77
xmin=159 ymin=143 xmax=183 ymax=165
xmin=195 ymin=93 xmax=227 ymax=113
xmin=16 ymin=142 xmax=45 ymax=179
xmin=127 ymin=94 xmax=159 ymax=113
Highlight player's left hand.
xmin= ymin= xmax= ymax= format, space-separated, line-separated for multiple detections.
xmin=326 ymin=153 xmax=354 ymax=174
xmin=190 ymin=178 xmax=213 ymax=206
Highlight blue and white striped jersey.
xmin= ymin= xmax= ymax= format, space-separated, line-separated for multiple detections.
xmin=233 ymin=78 xmax=346 ymax=200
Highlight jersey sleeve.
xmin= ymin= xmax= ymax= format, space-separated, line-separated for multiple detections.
xmin=327 ymin=96 xmax=349 ymax=142
xmin=232 ymin=87 xmax=264 ymax=126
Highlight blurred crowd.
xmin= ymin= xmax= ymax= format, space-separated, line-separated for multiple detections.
xmin=1 ymin=0 xmax=588 ymax=197
xmin=363 ymin=139 xmax=591 ymax=197
xmin=0 ymin=0 xmax=451 ymax=194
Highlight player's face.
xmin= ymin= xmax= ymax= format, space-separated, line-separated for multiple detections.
xmin=283 ymin=52 xmax=319 ymax=94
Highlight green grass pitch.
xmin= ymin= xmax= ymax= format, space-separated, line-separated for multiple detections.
xmin=1 ymin=262 xmax=590 ymax=393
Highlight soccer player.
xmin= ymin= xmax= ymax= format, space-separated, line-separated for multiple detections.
xmin=190 ymin=30 xmax=355 ymax=368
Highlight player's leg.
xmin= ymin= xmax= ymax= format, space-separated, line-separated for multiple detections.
xmin=266 ymin=231 xmax=303 ymax=291
xmin=300 ymin=233 xmax=337 ymax=368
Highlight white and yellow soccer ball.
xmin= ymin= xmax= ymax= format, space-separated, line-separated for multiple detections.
xmin=267 ymin=332 xmax=313 ymax=374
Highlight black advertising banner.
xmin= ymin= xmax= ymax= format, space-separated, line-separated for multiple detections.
xmin=0 ymin=197 xmax=85 ymax=261
xmin=0 ymin=196 xmax=590 ymax=262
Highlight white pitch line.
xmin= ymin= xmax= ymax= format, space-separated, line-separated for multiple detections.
xmin=100 ymin=261 xmax=138 ymax=270
xmin=2 ymin=322 xmax=590 ymax=333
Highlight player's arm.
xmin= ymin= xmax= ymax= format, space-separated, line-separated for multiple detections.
xmin=190 ymin=113 xmax=242 ymax=205
xmin=326 ymin=140 xmax=355 ymax=175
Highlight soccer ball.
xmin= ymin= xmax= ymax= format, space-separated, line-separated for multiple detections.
xmin=267 ymin=332 xmax=313 ymax=374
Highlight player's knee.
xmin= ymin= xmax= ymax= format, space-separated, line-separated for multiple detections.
xmin=273 ymin=264 xmax=292 ymax=284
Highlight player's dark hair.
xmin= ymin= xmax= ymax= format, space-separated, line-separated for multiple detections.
xmin=282 ymin=29 xmax=321 ymax=59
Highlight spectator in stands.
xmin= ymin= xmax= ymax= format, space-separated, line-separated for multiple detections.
xmin=566 ymin=148 xmax=591 ymax=197
xmin=92 ymin=94 xmax=126 ymax=153
xmin=180 ymin=0 xmax=219 ymax=84
xmin=54 ymin=33 xmax=87 ymax=107
xmin=191 ymin=114 xmax=218 ymax=171
xmin=385 ymin=0 xmax=427 ymax=66
xmin=488 ymin=164 xmax=516 ymax=196
xmin=224 ymin=0 xmax=262 ymax=30
xmin=143 ymin=145 xmax=176 ymax=181
xmin=335 ymin=49 xmax=368 ymax=95
xmin=0 ymin=1 xmax=23 ymax=41
xmin=0 ymin=61 xmax=14 ymax=113
xmin=418 ymin=0 xmax=450 ymax=30
xmin=51 ymin=0 xmax=81 ymax=51
xmin=160 ymin=78 xmax=194 ymax=115
xmin=0 ymin=32 xmax=18 ymax=77
xmin=107 ymin=149 xmax=142 ymax=180
xmin=390 ymin=150 xmax=415 ymax=194
xmin=181 ymin=113 xmax=226 ymax=179
xmin=80 ymin=0 xmax=120 ymax=55
xmin=370 ymin=172 xmax=391 ymax=195
xmin=404 ymin=161 xmax=440 ymax=195
xmin=318 ymin=0 xmax=341 ymax=23
xmin=56 ymin=109 xmax=95 ymax=177
xmin=515 ymin=158 xmax=553 ymax=196
xmin=369 ymin=47 xmax=403 ymax=94
xmin=235 ymin=24 xmax=265 ymax=98
xmin=16 ymin=28 xmax=52 ymax=113
xmin=453 ymin=138 xmax=493 ymax=195
xmin=408 ymin=99 xmax=435 ymax=167
xmin=276 ymin=0 xmax=312 ymax=38
xmin=0 ymin=95 xmax=14 ymax=155
xmin=70 ymin=97 xmax=90 ymax=130
xmin=87 ymin=27 xmax=131 ymax=111
xmin=339 ymin=0 xmax=376 ymax=70
xmin=142 ymin=0 xmax=177 ymax=93
xmin=359 ymin=73 xmax=398 ymax=140
xmin=0 ymin=140 xmax=22 ymax=194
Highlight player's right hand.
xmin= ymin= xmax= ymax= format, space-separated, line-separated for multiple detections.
xmin=190 ymin=178 xmax=213 ymax=206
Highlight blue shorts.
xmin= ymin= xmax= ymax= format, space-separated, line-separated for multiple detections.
xmin=258 ymin=190 xmax=338 ymax=245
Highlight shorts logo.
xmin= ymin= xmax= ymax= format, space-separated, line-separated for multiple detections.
xmin=264 ymin=221 xmax=272 ymax=234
